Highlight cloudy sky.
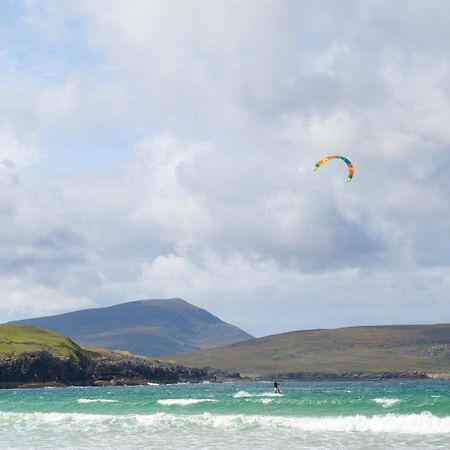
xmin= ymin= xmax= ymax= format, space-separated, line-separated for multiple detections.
xmin=1 ymin=0 xmax=449 ymax=336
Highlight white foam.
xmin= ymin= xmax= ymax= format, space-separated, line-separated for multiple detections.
xmin=137 ymin=412 xmax=450 ymax=434
xmin=233 ymin=390 xmax=252 ymax=398
xmin=147 ymin=382 xmax=160 ymax=386
xmin=77 ymin=399 xmax=119 ymax=404
xmin=233 ymin=391 xmax=283 ymax=398
xmin=373 ymin=398 xmax=400 ymax=408
xmin=157 ymin=399 xmax=217 ymax=406
xmin=260 ymin=399 xmax=274 ymax=404
xmin=258 ymin=392 xmax=284 ymax=397
xmin=0 ymin=412 xmax=448 ymax=435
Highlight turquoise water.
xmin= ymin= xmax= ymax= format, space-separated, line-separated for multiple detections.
xmin=0 ymin=381 xmax=449 ymax=449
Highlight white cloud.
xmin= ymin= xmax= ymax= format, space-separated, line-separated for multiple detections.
xmin=0 ymin=125 xmax=42 ymax=170
xmin=0 ymin=277 xmax=93 ymax=320
xmin=105 ymin=250 xmax=450 ymax=336
xmin=126 ymin=134 xmax=213 ymax=243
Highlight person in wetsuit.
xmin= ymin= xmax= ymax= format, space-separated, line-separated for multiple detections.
xmin=273 ymin=380 xmax=281 ymax=394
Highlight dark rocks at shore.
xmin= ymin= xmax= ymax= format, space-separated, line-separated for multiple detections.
xmin=0 ymin=350 xmax=437 ymax=389
xmin=272 ymin=371 xmax=429 ymax=381
xmin=0 ymin=351 xmax=238 ymax=388
xmin=0 ymin=351 xmax=92 ymax=387
xmin=91 ymin=352 xmax=209 ymax=385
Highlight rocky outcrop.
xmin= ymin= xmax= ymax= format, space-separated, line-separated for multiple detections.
xmin=0 ymin=351 xmax=92 ymax=387
xmin=0 ymin=350 xmax=236 ymax=388
xmin=91 ymin=352 xmax=209 ymax=385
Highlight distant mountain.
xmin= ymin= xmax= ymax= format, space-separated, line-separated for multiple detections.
xmin=166 ymin=324 xmax=450 ymax=378
xmin=10 ymin=298 xmax=253 ymax=357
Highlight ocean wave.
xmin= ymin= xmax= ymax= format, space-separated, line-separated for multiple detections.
xmin=157 ymin=399 xmax=217 ymax=406
xmin=258 ymin=392 xmax=284 ymax=397
xmin=0 ymin=412 xmax=449 ymax=434
xmin=233 ymin=391 xmax=283 ymax=398
xmin=373 ymin=398 xmax=400 ymax=408
xmin=77 ymin=399 xmax=119 ymax=404
xmin=233 ymin=391 xmax=252 ymax=398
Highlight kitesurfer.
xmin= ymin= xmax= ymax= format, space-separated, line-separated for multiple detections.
xmin=273 ymin=380 xmax=281 ymax=394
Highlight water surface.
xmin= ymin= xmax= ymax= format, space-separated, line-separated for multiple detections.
xmin=0 ymin=380 xmax=448 ymax=449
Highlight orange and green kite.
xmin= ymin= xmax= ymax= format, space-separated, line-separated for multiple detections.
xmin=313 ymin=155 xmax=354 ymax=182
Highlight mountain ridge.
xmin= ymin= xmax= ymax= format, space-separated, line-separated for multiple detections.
xmin=9 ymin=298 xmax=253 ymax=357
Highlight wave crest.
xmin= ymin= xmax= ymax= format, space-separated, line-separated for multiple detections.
xmin=77 ymin=399 xmax=119 ymax=404
xmin=1 ymin=412 xmax=448 ymax=434
xmin=233 ymin=391 xmax=283 ymax=398
xmin=157 ymin=399 xmax=217 ymax=406
xmin=373 ymin=398 xmax=400 ymax=408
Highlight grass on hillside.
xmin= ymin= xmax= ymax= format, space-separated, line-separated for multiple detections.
xmin=0 ymin=324 xmax=85 ymax=359
xmin=82 ymin=345 xmax=153 ymax=361
xmin=167 ymin=324 xmax=450 ymax=376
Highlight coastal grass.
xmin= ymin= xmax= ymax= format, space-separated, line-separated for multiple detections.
xmin=0 ymin=324 xmax=85 ymax=359
xmin=82 ymin=345 xmax=154 ymax=361
xmin=165 ymin=324 xmax=450 ymax=377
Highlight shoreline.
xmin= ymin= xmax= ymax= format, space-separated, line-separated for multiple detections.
xmin=2 ymin=372 xmax=449 ymax=389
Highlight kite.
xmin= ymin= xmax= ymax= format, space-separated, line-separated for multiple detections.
xmin=313 ymin=156 xmax=354 ymax=182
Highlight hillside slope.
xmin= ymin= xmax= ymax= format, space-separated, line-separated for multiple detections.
xmin=10 ymin=298 xmax=253 ymax=357
xmin=0 ymin=324 xmax=231 ymax=388
xmin=0 ymin=324 xmax=86 ymax=359
xmin=166 ymin=324 xmax=450 ymax=378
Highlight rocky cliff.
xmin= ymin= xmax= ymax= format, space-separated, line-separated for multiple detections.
xmin=0 ymin=348 xmax=239 ymax=388
xmin=0 ymin=324 xmax=239 ymax=388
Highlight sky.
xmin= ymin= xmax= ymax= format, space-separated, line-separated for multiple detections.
xmin=0 ymin=0 xmax=449 ymax=336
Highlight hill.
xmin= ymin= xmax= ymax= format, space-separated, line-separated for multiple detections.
xmin=10 ymin=298 xmax=253 ymax=357
xmin=165 ymin=324 xmax=450 ymax=378
xmin=0 ymin=324 xmax=234 ymax=388
xmin=0 ymin=324 xmax=92 ymax=387
xmin=0 ymin=324 xmax=86 ymax=360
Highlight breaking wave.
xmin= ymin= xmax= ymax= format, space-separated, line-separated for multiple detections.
xmin=373 ymin=398 xmax=400 ymax=408
xmin=1 ymin=412 xmax=448 ymax=435
xmin=233 ymin=391 xmax=283 ymax=398
xmin=77 ymin=399 xmax=119 ymax=404
xmin=157 ymin=399 xmax=217 ymax=406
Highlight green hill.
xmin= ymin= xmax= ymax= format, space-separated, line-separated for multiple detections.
xmin=0 ymin=324 xmax=226 ymax=388
xmin=165 ymin=324 xmax=450 ymax=378
xmin=0 ymin=324 xmax=85 ymax=360
xmin=10 ymin=298 xmax=253 ymax=357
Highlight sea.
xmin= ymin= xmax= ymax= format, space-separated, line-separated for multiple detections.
xmin=0 ymin=380 xmax=449 ymax=449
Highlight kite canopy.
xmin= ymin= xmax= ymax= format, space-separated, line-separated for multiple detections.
xmin=313 ymin=155 xmax=354 ymax=182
